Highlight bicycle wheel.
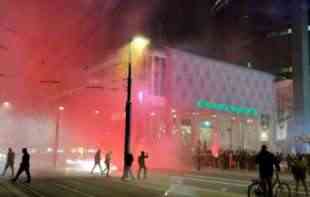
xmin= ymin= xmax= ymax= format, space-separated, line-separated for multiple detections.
xmin=274 ymin=183 xmax=291 ymax=197
xmin=248 ymin=183 xmax=264 ymax=197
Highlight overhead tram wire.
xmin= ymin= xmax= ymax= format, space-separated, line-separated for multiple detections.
xmin=0 ymin=0 xmax=131 ymax=104
xmin=0 ymin=53 xmax=127 ymax=104
xmin=44 ymin=55 xmax=128 ymax=103
xmin=0 ymin=0 xmax=111 ymax=81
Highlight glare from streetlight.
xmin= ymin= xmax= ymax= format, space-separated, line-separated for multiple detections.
xmin=247 ymin=119 xmax=254 ymax=124
xmin=138 ymin=91 xmax=144 ymax=103
xmin=131 ymin=36 xmax=150 ymax=50
xmin=2 ymin=101 xmax=11 ymax=109
xmin=260 ymin=132 xmax=269 ymax=142
xmin=58 ymin=106 xmax=65 ymax=111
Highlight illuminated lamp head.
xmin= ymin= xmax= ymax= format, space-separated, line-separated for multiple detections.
xmin=58 ymin=106 xmax=65 ymax=111
xmin=131 ymin=36 xmax=150 ymax=50
xmin=200 ymin=121 xmax=212 ymax=129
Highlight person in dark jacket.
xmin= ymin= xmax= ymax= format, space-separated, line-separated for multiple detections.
xmin=2 ymin=148 xmax=15 ymax=177
xmin=292 ymin=154 xmax=309 ymax=196
xmin=91 ymin=149 xmax=103 ymax=175
xmin=122 ymin=153 xmax=135 ymax=180
xmin=137 ymin=151 xmax=148 ymax=180
xmin=12 ymin=148 xmax=31 ymax=183
xmin=102 ymin=151 xmax=112 ymax=177
xmin=256 ymin=145 xmax=280 ymax=197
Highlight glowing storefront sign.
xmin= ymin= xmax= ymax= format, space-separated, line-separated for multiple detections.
xmin=197 ymin=100 xmax=258 ymax=117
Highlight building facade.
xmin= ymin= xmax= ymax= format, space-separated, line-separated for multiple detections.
xmin=132 ymin=48 xmax=277 ymax=165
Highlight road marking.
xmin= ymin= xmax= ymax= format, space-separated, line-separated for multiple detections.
xmin=19 ymin=184 xmax=46 ymax=197
xmin=175 ymin=176 xmax=248 ymax=187
xmin=186 ymin=175 xmax=250 ymax=184
xmin=181 ymin=185 xmax=244 ymax=197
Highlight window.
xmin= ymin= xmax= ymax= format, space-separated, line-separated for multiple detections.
xmin=152 ymin=56 xmax=167 ymax=96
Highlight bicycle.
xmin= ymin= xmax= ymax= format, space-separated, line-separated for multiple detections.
xmin=248 ymin=172 xmax=291 ymax=197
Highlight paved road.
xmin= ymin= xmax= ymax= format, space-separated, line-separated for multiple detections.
xmin=181 ymin=169 xmax=308 ymax=197
xmin=0 ymin=170 xmax=305 ymax=197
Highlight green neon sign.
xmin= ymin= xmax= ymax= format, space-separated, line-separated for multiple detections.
xmin=197 ymin=100 xmax=258 ymax=117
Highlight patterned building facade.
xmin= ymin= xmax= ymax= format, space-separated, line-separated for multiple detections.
xmin=137 ymin=48 xmax=277 ymax=155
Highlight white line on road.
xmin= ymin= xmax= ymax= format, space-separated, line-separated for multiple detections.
xmin=186 ymin=175 xmax=250 ymax=185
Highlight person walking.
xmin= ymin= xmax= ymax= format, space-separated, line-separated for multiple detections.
xmin=122 ymin=153 xmax=135 ymax=181
xmin=292 ymin=154 xmax=309 ymax=196
xmin=91 ymin=149 xmax=103 ymax=175
xmin=137 ymin=151 xmax=149 ymax=180
xmin=103 ymin=151 xmax=112 ymax=177
xmin=195 ymin=141 xmax=202 ymax=171
xmin=2 ymin=148 xmax=15 ymax=177
xmin=12 ymin=148 xmax=31 ymax=183
xmin=255 ymin=145 xmax=280 ymax=197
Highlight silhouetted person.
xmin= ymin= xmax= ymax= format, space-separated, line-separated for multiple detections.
xmin=137 ymin=151 xmax=148 ymax=180
xmin=91 ymin=149 xmax=103 ymax=175
xmin=103 ymin=151 xmax=112 ymax=177
xmin=256 ymin=145 xmax=280 ymax=197
xmin=122 ymin=153 xmax=134 ymax=180
xmin=195 ymin=141 xmax=202 ymax=171
xmin=292 ymin=154 xmax=309 ymax=196
xmin=2 ymin=148 xmax=15 ymax=177
xmin=12 ymin=148 xmax=31 ymax=183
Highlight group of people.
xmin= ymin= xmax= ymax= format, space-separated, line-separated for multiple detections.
xmin=90 ymin=149 xmax=112 ymax=176
xmin=256 ymin=145 xmax=310 ymax=197
xmin=195 ymin=144 xmax=309 ymax=197
xmin=122 ymin=151 xmax=149 ymax=180
xmin=2 ymin=145 xmax=310 ymax=196
xmin=194 ymin=148 xmax=263 ymax=170
xmin=1 ymin=148 xmax=31 ymax=183
xmin=2 ymin=147 xmax=149 ymax=183
xmin=90 ymin=149 xmax=149 ymax=180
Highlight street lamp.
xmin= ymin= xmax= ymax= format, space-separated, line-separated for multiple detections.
xmin=122 ymin=36 xmax=149 ymax=178
xmin=54 ymin=105 xmax=64 ymax=169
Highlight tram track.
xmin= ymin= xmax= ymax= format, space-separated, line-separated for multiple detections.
xmin=0 ymin=182 xmax=32 ymax=197
xmin=67 ymin=177 xmax=164 ymax=197
xmin=53 ymin=182 xmax=97 ymax=197
xmin=57 ymin=178 xmax=128 ymax=197
xmin=0 ymin=181 xmax=22 ymax=197
xmin=15 ymin=183 xmax=47 ymax=197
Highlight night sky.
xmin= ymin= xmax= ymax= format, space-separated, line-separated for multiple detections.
xmin=149 ymin=0 xmax=297 ymax=73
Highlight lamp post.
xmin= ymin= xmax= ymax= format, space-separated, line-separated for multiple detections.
xmin=54 ymin=106 xmax=64 ymax=169
xmin=122 ymin=36 xmax=149 ymax=178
